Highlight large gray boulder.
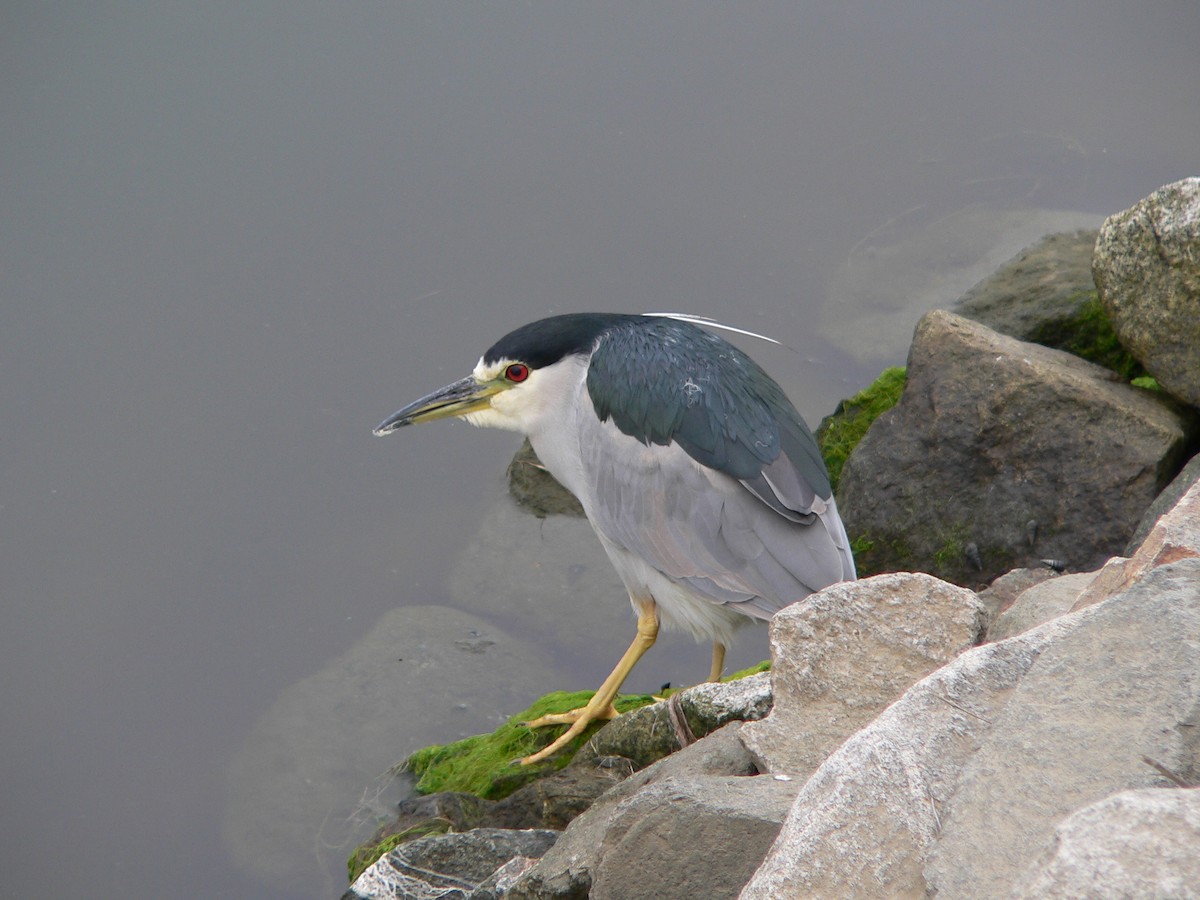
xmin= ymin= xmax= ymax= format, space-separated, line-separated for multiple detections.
xmin=741 ymin=573 xmax=985 ymax=776
xmin=741 ymin=550 xmax=1200 ymax=898
xmin=1094 ymin=177 xmax=1200 ymax=406
xmin=838 ymin=309 xmax=1194 ymax=585
xmin=1012 ymin=788 xmax=1200 ymax=899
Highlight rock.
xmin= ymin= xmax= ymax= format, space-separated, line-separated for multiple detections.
xmin=498 ymin=723 xmax=762 ymax=898
xmin=615 ymin=719 xmax=760 ymax=782
xmin=1071 ymin=479 xmax=1200 ymax=612
xmin=508 ymin=775 xmax=795 ymax=900
xmin=344 ymin=827 xmax=559 ymax=900
xmin=506 ymin=439 xmax=585 ymax=518
xmin=571 ymin=671 xmax=773 ymax=770
xmin=376 ymin=791 xmax=492 ymax=838
xmin=838 ymin=309 xmax=1195 ymax=585
xmin=1012 ymin=788 xmax=1200 ymax=899
xmin=1125 ymin=450 xmax=1200 ymax=554
xmin=954 ymin=229 xmax=1100 ymax=344
xmin=741 ymin=557 xmax=1200 ymax=898
xmin=972 ymin=566 xmax=1059 ymax=623
xmin=484 ymin=759 xmax=636 ymax=830
xmin=470 ymin=855 xmax=544 ymax=900
xmin=985 ymin=570 xmax=1097 ymax=641
xmin=357 ymin=675 xmax=772 ymax=876
xmin=1094 ymin=177 xmax=1200 ymax=406
xmin=741 ymin=574 xmax=985 ymax=776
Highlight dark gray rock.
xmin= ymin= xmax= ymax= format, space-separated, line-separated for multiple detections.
xmin=838 ymin=310 xmax=1195 ymax=585
xmin=493 ymin=723 xmax=764 ymax=898
xmin=819 ymin=206 xmax=1100 ymax=365
xmin=954 ymin=229 xmax=1100 ymax=343
xmin=469 ymin=855 xmax=544 ymax=900
xmin=508 ymin=775 xmax=795 ymax=900
xmin=506 ymin=439 xmax=585 ymax=518
xmin=1094 ymin=177 xmax=1200 ymax=406
xmin=484 ymin=759 xmax=636 ymax=830
xmin=345 ymin=827 xmax=559 ymax=900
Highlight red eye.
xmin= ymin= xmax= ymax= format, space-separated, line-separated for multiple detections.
xmin=505 ymin=363 xmax=530 ymax=383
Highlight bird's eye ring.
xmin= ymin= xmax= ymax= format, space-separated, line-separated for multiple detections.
xmin=505 ymin=363 xmax=530 ymax=383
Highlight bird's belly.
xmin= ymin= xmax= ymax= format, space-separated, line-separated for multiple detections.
xmin=594 ymin=531 xmax=750 ymax=647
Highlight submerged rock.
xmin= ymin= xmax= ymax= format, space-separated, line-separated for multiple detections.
xmin=954 ymin=229 xmax=1101 ymax=346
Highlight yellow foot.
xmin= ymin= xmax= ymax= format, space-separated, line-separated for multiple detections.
xmin=519 ymin=702 xmax=620 ymax=766
xmin=522 ymin=703 xmax=619 ymax=729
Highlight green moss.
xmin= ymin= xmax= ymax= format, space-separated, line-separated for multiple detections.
xmin=1030 ymin=292 xmax=1146 ymax=381
xmin=816 ymin=367 xmax=907 ymax=492
xmin=1131 ymin=375 xmax=1161 ymax=392
xmin=724 ymin=659 xmax=770 ymax=680
xmin=849 ymin=535 xmax=875 ymax=559
xmin=932 ymin=537 xmax=965 ymax=570
xmin=400 ymin=664 xmax=772 ymax=804
xmin=403 ymin=690 xmax=659 ymax=801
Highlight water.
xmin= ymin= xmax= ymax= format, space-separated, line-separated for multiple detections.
xmin=3 ymin=2 xmax=1197 ymax=896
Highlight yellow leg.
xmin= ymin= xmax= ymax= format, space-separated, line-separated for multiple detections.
xmin=520 ymin=603 xmax=660 ymax=765
xmin=708 ymin=641 xmax=726 ymax=683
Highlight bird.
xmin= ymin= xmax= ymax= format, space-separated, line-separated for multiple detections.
xmin=374 ymin=312 xmax=856 ymax=764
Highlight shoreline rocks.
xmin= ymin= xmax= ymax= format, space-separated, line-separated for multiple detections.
xmin=345 ymin=180 xmax=1200 ymax=899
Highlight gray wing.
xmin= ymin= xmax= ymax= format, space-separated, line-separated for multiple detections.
xmin=578 ymin=410 xmax=855 ymax=620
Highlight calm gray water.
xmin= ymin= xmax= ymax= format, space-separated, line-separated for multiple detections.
xmin=3 ymin=3 xmax=1197 ymax=896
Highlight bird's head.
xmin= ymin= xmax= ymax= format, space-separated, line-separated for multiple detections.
xmin=374 ymin=313 xmax=636 ymax=437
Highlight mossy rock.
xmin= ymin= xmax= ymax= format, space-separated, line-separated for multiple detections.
xmin=816 ymin=367 xmax=907 ymax=493
xmin=403 ymin=661 xmax=772 ymax=802
xmin=403 ymin=690 xmax=659 ymax=801
xmin=350 ymin=662 xmax=772 ymax=882
xmin=1028 ymin=291 xmax=1146 ymax=381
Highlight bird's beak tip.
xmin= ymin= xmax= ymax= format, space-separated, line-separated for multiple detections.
xmin=373 ymin=416 xmax=409 ymax=436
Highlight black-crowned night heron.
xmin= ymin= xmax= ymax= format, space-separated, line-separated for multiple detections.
xmin=375 ymin=313 xmax=856 ymax=763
